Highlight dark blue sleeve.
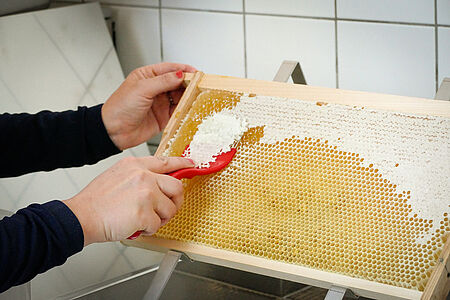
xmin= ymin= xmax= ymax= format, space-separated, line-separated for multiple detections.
xmin=0 ymin=200 xmax=84 ymax=292
xmin=0 ymin=104 xmax=121 ymax=178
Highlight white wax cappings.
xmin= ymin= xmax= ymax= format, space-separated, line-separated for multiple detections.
xmin=185 ymin=111 xmax=248 ymax=168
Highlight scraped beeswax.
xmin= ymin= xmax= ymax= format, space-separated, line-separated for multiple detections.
xmin=157 ymin=90 xmax=450 ymax=291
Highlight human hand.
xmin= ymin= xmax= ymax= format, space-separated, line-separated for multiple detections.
xmin=63 ymin=156 xmax=194 ymax=246
xmin=102 ymin=62 xmax=197 ymax=150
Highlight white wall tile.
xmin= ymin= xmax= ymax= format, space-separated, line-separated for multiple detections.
xmin=338 ymin=21 xmax=435 ymax=98
xmin=246 ymin=15 xmax=336 ymax=88
xmin=67 ymin=151 xmax=128 ymax=190
xmin=0 ymin=183 xmax=16 ymax=213
xmin=337 ymin=0 xmax=435 ymax=24
xmin=0 ymin=78 xmax=23 ymax=113
xmin=108 ymin=6 xmax=161 ymax=76
xmin=87 ymin=0 xmax=158 ymax=6
xmin=129 ymin=143 xmax=150 ymax=157
xmin=0 ymin=173 xmax=35 ymax=203
xmin=245 ymin=0 xmax=334 ymax=18
xmin=18 ymin=169 xmax=78 ymax=207
xmin=162 ymin=0 xmax=242 ymax=12
xmin=35 ymin=3 xmax=113 ymax=86
xmin=32 ymin=268 xmax=73 ymax=300
xmin=162 ymin=9 xmax=245 ymax=77
xmin=437 ymin=0 xmax=450 ymax=25
xmin=0 ymin=14 xmax=86 ymax=113
xmin=438 ymin=27 xmax=450 ymax=85
xmin=88 ymin=48 xmax=124 ymax=103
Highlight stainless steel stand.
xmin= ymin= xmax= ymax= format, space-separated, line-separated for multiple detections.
xmin=324 ymin=286 xmax=358 ymax=300
xmin=142 ymin=250 xmax=184 ymax=300
xmin=435 ymin=77 xmax=450 ymax=101
xmin=273 ymin=60 xmax=307 ymax=84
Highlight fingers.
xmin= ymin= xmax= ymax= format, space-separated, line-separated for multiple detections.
xmin=140 ymin=211 xmax=162 ymax=236
xmin=142 ymin=175 xmax=183 ymax=231
xmin=137 ymin=71 xmax=184 ymax=99
xmin=156 ymin=174 xmax=184 ymax=209
xmin=139 ymin=62 xmax=197 ymax=78
xmin=137 ymin=156 xmax=194 ymax=174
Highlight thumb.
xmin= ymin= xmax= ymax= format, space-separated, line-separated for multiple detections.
xmin=137 ymin=71 xmax=184 ymax=98
xmin=138 ymin=156 xmax=194 ymax=174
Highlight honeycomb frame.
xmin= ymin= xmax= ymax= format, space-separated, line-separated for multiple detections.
xmin=124 ymin=73 xmax=450 ymax=300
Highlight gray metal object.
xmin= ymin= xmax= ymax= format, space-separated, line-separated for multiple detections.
xmin=273 ymin=60 xmax=307 ymax=84
xmin=324 ymin=286 xmax=358 ymax=300
xmin=435 ymin=77 xmax=450 ymax=101
xmin=0 ymin=0 xmax=50 ymax=16
xmin=0 ymin=210 xmax=31 ymax=300
xmin=142 ymin=250 xmax=183 ymax=300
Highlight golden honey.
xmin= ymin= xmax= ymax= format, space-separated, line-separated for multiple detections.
xmin=156 ymin=90 xmax=449 ymax=291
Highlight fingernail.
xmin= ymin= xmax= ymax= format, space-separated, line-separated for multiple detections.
xmin=186 ymin=158 xmax=195 ymax=165
xmin=176 ymin=70 xmax=183 ymax=78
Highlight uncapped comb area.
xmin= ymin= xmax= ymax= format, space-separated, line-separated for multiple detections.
xmin=157 ymin=90 xmax=450 ymax=291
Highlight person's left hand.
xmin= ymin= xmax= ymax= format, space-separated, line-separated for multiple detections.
xmin=101 ymin=62 xmax=197 ymax=150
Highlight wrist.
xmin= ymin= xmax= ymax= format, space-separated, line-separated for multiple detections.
xmin=101 ymin=104 xmax=126 ymax=150
xmin=63 ymin=196 xmax=103 ymax=246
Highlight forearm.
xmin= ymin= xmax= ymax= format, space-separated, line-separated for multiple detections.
xmin=0 ymin=105 xmax=121 ymax=178
xmin=0 ymin=201 xmax=83 ymax=292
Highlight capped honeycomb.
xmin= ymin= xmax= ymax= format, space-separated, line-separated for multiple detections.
xmin=156 ymin=90 xmax=450 ymax=291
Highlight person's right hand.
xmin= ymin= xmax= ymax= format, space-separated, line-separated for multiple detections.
xmin=63 ymin=156 xmax=194 ymax=246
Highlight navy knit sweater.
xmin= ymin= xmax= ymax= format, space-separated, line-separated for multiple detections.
xmin=0 ymin=104 xmax=120 ymax=292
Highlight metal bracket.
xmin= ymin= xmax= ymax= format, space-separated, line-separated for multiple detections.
xmin=324 ymin=285 xmax=358 ymax=300
xmin=273 ymin=60 xmax=307 ymax=84
xmin=435 ymin=77 xmax=450 ymax=101
xmin=142 ymin=250 xmax=191 ymax=300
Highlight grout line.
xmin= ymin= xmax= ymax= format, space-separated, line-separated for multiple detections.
xmin=434 ymin=0 xmax=439 ymax=92
xmin=77 ymin=47 xmax=115 ymax=106
xmin=243 ymin=0 xmax=248 ymax=78
xmin=50 ymin=2 xmax=450 ymax=28
xmin=33 ymin=14 xmax=89 ymax=89
xmin=174 ymin=269 xmax=280 ymax=298
xmin=55 ymin=1 xmax=159 ymax=9
xmin=334 ymin=0 xmax=339 ymax=89
xmin=159 ymin=0 xmax=164 ymax=62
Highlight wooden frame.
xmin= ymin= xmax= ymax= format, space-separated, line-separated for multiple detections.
xmin=123 ymin=73 xmax=450 ymax=300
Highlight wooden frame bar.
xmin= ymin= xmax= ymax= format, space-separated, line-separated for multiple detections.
xmin=123 ymin=73 xmax=450 ymax=300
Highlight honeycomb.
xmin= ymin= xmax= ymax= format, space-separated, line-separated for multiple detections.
xmin=156 ymin=90 xmax=450 ymax=291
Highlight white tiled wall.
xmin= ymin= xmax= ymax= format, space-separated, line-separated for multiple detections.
xmin=438 ymin=27 xmax=450 ymax=85
xmin=53 ymin=0 xmax=449 ymax=99
xmin=161 ymin=9 xmax=245 ymax=77
xmin=0 ymin=4 xmax=161 ymax=299
xmin=246 ymin=15 xmax=336 ymax=86
xmin=338 ymin=21 xmax=435 ymax=98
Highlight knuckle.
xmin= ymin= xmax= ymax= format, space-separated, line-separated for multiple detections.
xmin=162 ymin=73 xmax=172 ymax=85
xmin=147 ymin=215 xmax=161 ymax=234
xmin=173 ymin=180 xmax=184 ymax=195
xmin=155 ymin=156 xmax=169 ymax=167
xmin=168 ymin=203 xmax=177 ymax=218
xmin=134 ymin=170 xmax=148 ymax=184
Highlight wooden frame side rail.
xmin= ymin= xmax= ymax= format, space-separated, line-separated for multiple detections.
xmin=124 ymin=73 xmax=450 ymax=300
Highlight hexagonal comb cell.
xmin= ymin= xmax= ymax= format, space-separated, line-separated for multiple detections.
xmin=157 ymin=90 xmax=450 ymax=291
